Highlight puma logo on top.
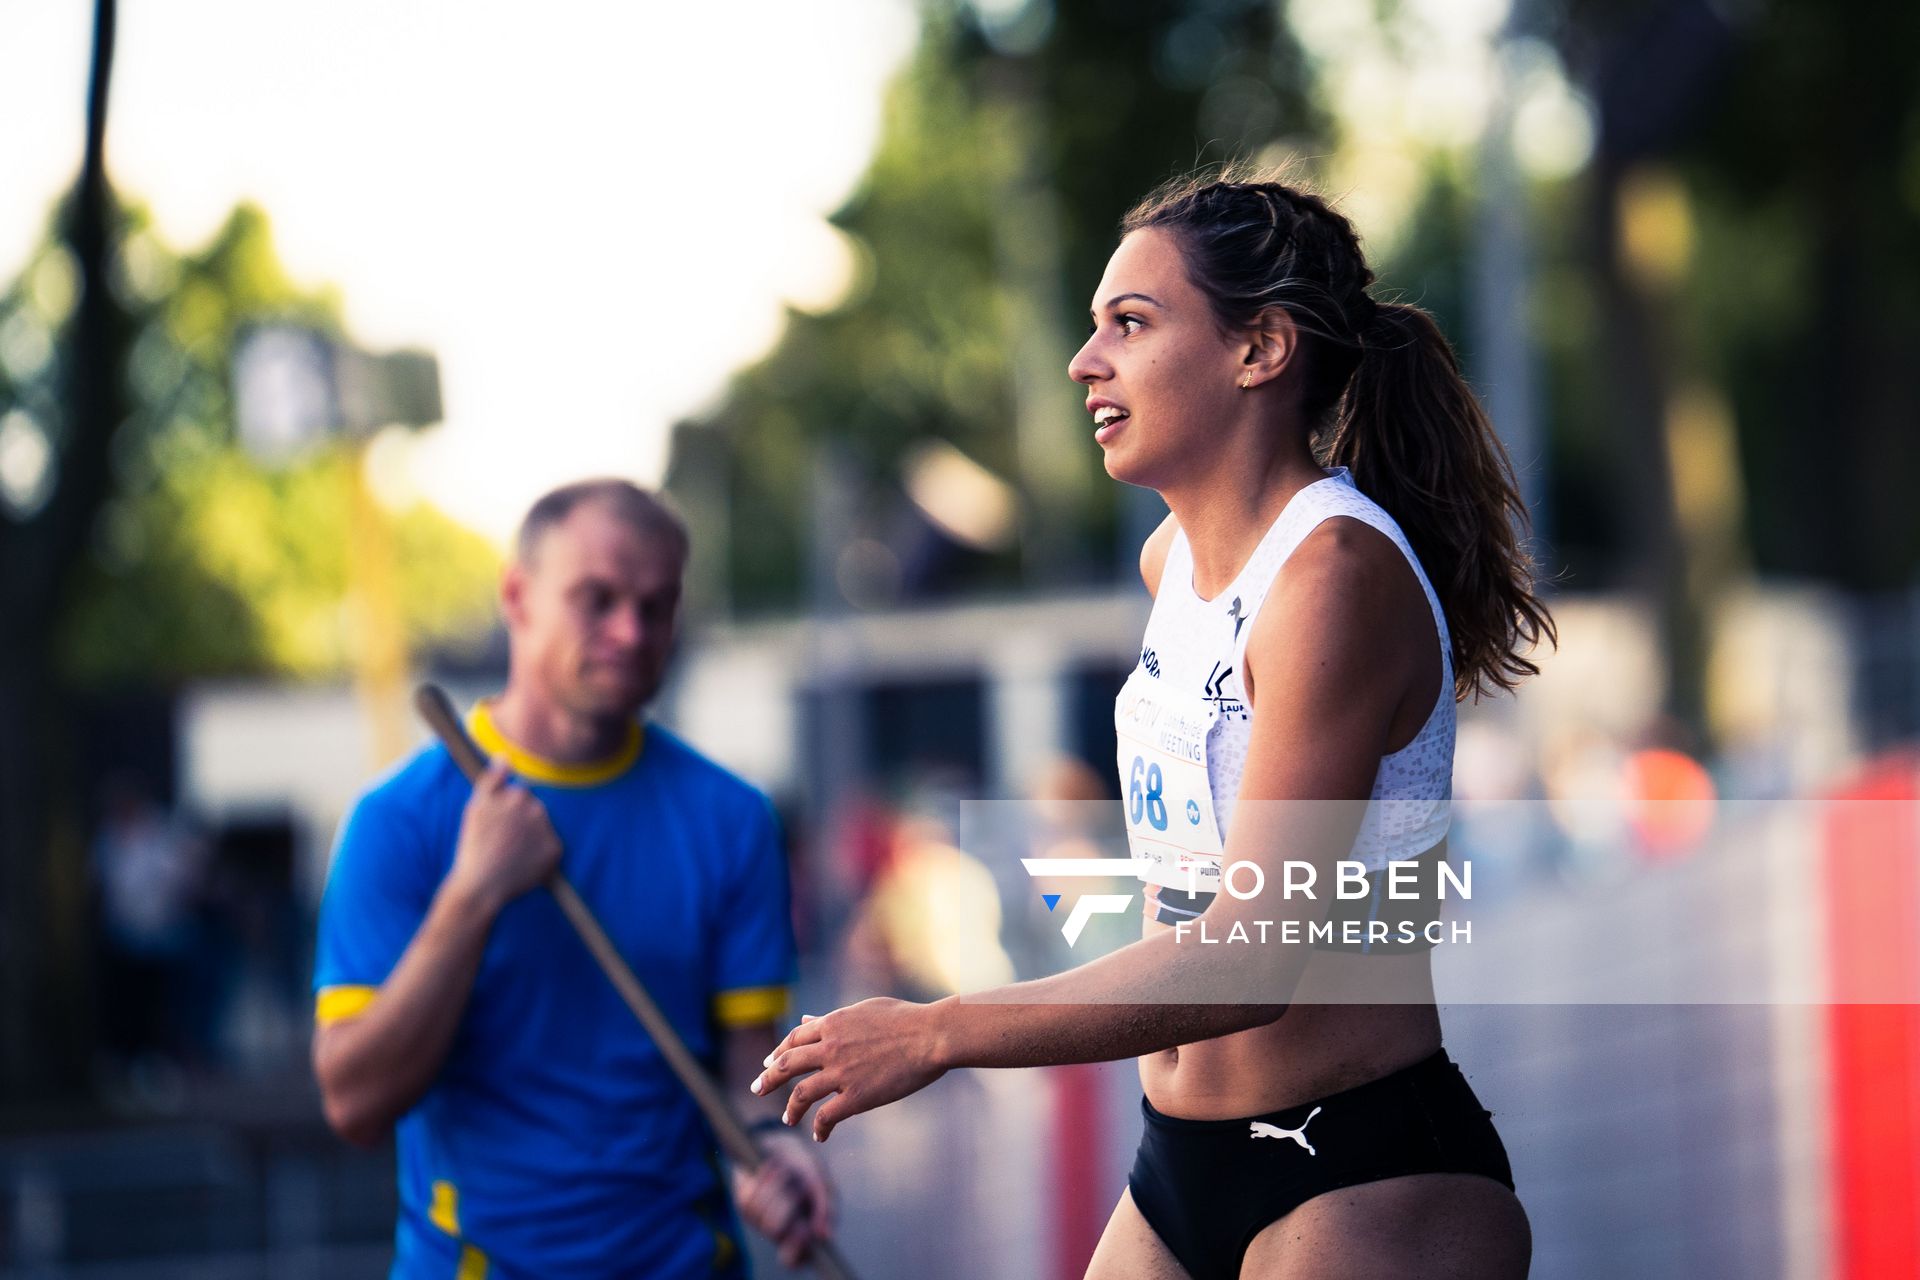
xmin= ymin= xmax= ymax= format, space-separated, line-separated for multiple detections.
xmin=1250 ymin=1107 xmax=1322 ymax=1155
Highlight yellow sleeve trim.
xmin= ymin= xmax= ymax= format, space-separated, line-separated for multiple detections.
xmin=315 ymin=985 xmax=378 ymax=1026
xmin=713 ymin=985 xmax=791 ymax=1028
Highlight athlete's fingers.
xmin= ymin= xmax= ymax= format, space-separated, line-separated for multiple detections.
xmin=753 ymin=1042 xmax=825 ymax=1095
xmin=766 ymin=1013 xmax=826 ymax=1063
xmin=753 ymin=1043 xmax=819 ymax=1093
xmin=811 ymin=1088 xmax=863 ymax=1143
xmin=783 ymin=1072 xmax=837 ymax=1128
xmin=781 ymin=1072 xmax=833 ymax=1127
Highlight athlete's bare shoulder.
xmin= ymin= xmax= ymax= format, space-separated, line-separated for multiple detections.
xmin=1242 ymin=514 xmax=1428 ymax=711
xmin=1139 ymin=512 xmax=1181 ymax=599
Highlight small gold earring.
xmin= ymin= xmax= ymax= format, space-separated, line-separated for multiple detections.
xmin=1241 ymin=372 xmax=1254 ymax=389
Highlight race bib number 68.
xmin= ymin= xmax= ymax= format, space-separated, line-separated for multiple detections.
xmin=1115 ymin=675 xmax=1225 ymax=891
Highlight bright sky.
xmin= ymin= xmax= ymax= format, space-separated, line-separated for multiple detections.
xmin=1 ymin=0 xmax=917 ymax=545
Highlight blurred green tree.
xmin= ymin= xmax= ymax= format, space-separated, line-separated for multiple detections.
xmin=667 ymin=0 xmax=1320 ymax=612
xmin=0 ymin=197 xmax=496 ymax=1093
xmin=675 ymin=0 xmax=1920 ymax=743
xmin=1534 ymin=0 xmax=1920 ymax=730
xmin=40 ymin=205 xmax=499 ymax=682
xmin=1658 ymin=0 xmax=1920 ymax=589
xmin=0 ymin=0 xmax=128 ymax=1095
xmin=0 ymin=202 xmax=498 ymax=687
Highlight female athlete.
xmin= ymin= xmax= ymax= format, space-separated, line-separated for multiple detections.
xmin=754 ymin=168 xmax=1556 ymax=1279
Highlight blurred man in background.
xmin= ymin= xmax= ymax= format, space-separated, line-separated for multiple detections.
xmin=91 ymin=774 xmax=211 ymax=1084
xmin=310 ymin=479 xmax=832 ymax=1277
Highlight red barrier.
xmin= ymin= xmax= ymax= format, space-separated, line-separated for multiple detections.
xmin=1050 ymin=1062 xmax=1107 ymax=1279
xmin=1822 ymin=754 xmax=1920 ymax=1279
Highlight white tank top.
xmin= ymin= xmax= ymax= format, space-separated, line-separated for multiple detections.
xmin=1114 ymin=466 xmax=1454 ymax=887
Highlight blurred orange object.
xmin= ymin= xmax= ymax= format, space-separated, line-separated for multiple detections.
xmin=1621 ymin=746 xmax=1716 ymax=860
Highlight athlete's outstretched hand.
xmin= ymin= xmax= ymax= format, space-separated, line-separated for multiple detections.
xmin=751 ymin=999 xmax=947 ymax=1142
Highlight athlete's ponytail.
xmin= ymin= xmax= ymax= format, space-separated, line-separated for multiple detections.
xmin=1122 ymin=166 xmax=1556 ymax=699
xmin=1331 ymin=301 xmax=1556 ymax=697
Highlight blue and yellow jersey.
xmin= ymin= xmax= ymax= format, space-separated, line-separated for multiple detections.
xmin=313 ymin=704 xmax=795 ymax=1279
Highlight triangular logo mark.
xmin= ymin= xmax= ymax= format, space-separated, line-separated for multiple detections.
xmin=1042 ymin=894 xmax=1061 ymax=912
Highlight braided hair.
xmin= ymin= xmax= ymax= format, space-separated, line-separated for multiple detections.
xmin=1121 ymin=168 xmax=1556 ymax=700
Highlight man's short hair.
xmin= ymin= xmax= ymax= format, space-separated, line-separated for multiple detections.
xmin=514 ymin=479 xmax=690 ymax=567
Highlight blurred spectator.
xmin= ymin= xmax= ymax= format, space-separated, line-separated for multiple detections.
xmin=89 ymin=774 xmax=210 ymax=1080
xmin=206 ymin=814 xmax=308 ymax=1073
xmin=841 ymin=808 xmax=1014 ymax=1002
xmin=1451 ymin=718 xmax=1555 ymax=905
xmin=1013 ymin=756 xmax=1137 ymax=970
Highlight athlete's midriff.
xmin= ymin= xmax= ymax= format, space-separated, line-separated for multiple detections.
xmin=1136 ymin=905 xmax=1442 ymax=1120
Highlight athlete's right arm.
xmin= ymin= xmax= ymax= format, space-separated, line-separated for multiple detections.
xmin=312 ymin=758 xmax=561 ymax=1148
